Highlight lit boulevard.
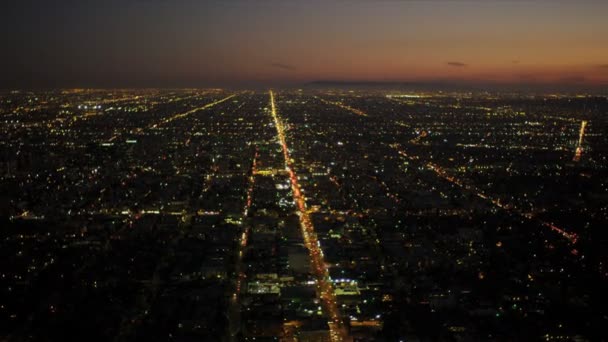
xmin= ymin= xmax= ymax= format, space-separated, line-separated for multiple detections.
xmin=108 ymin=93 xmax=237 ymax=142
xmin=269 ymin=91 xmax=348 ymax=342
xmin=573 ymin=120 xmax=588 ymax=162
xmin=228 ymin=147 xmax=258 ymax=340
xmin=317 ymin=96 xmax=368 ymax=117
xmin=392 ymin=144 xmax=579 ymax=244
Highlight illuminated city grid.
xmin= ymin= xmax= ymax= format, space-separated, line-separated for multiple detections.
xmin=1 ymin=89 xmax=607 ymax=341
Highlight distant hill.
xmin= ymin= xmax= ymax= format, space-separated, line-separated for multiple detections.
xmin=304 ymin=80 xmax=463 ymax=91
xmin=304 ymin=80 xmax=608 ymax=94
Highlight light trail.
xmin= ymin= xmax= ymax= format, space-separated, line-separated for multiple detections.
xmin=269 ymin=91 xmax=347 ymax=342
xmin=573 ymin=120 xmax=588 ymax=162
xmin=391 ymin=144 xmax=579 ymax=244
xmin=107 ymin=93 xmax=237 ymax=142
xmin=228 ymin=147 xmax=258 ymax=341
xmin=316 ymin=96 xmax=368 ymax=117
xmin=148 ymin=94 xmax=236 ymax=129
xmin=368 ymin=175 xmax=401 ymax=205
xmin=410 ymin=130 xmax=428 ymax=145
xmin=244 ymin=147 xmax=258 ymax=218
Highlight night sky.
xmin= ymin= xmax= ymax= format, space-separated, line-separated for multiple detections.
xmin=1 ymin=0 xmax=607 ymax=89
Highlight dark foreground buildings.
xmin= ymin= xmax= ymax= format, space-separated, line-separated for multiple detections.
xmin=1 ymin=89 xmax=607 ymax=341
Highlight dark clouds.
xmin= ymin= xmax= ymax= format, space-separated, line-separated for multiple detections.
xmin=270 ymin=63 xmax=297 ymax=71
xmin=447 ymin=61 xmax=467 ymax=67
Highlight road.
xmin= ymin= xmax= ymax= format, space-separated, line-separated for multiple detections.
xmin=391 ymin=143 xmax=578 ymax=244
xmin=316 ymin=96 xmax=368 ymax=117
xmin=108 ymin=93 xmax=237 ymax=142
xmin=269 ymin=90 xmax=348 ymax=342
xmin=227 ymin=147 xmax=258 ymax=341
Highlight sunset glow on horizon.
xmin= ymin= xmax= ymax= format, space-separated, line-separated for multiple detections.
xmin=2 ymin=0 xmax=607 ymax=88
